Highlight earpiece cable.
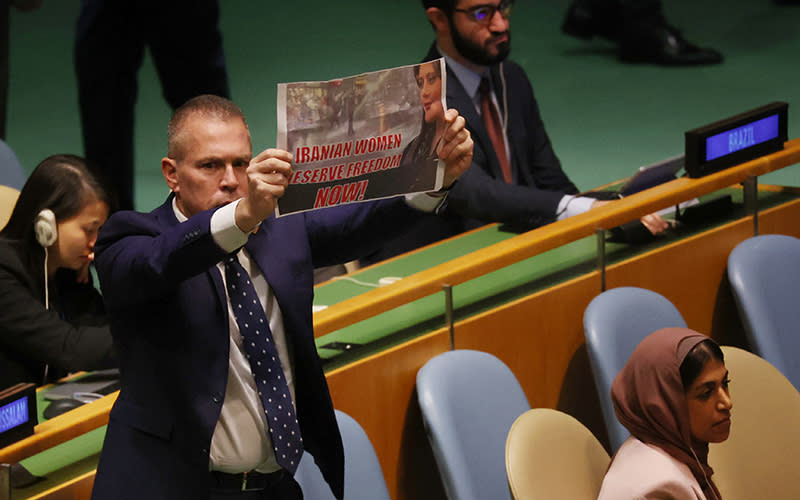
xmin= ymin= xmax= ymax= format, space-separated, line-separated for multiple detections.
xmin=499 ymin=61 xmax=508 ymax=136
xmin=43 ymin=247 xmax=49 ymax=310
xmin=690 ymin=446 xmax=719 ymax=500
xmin=42 ymin=246 xmax=50 ymax=385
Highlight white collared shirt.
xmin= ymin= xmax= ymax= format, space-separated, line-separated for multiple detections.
xmin=173 ymin=198 xmax=292 ymax=473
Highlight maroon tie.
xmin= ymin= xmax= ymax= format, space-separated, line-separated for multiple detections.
xmin=479 ymin=77 xmax=512 ymax=184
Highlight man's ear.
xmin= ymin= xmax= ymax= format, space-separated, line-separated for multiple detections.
xmin=426 ymin=7 xmax=450 ymax=36
xmin=162 ymin=157 xmax=179 ymax=193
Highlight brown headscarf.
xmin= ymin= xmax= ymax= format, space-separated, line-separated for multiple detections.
xmin=611 ymin=327 xmax=722 ymax=500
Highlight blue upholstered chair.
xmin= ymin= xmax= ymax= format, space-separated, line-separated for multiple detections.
xmin=0 ymin=140 xmax=23 ymax=230
xmin=0 ymin=139 xmax=25 ymax=190
xmin=727 ymin=234 xmax=800 ymax=391
xmin=294 ymin=410 xmax=390 ymax=500
xmin=416 ymin=349 xmax=531 ymax=500
xmin=583 ymin=286 xmax=687 ymax=451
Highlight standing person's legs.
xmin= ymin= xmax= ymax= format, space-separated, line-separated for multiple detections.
xmin=75 ymin=0 xmax=143 ymax=211
xmin=1 ymin=1 xmax=9 ymax=140
xmin=562 ymin=0 xmax=723 ymax=65
xmin=145 ymin=0 xmax=230 ymax=110
xmin=562 ymin=0 xmax=623 ymax=41
xmin=616 ymin=0 xmax=722 ymax=65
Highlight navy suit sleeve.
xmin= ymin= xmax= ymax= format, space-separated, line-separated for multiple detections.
xmin=303 ymin=197 xmax=423 ymax=267
xmin=445 ymin=148 xmax=568 ymax=227
xmin=95 ymin=205 xmax=231 ymax=312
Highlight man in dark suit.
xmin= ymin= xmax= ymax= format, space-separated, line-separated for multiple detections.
xmin=75 ymin=0 xmax=231 ymax=211
xmin=91 ymin=95 xmax=472 ymax=500
xmin=364 ymin=0 xmax=667 ymax=263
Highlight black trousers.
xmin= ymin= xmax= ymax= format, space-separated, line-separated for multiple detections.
xmin=573 ymin=0 xmax=666 ymax=34
xmin=74 ymin=0 xmax=230 ymax=210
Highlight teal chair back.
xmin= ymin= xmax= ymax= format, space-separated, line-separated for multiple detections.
xmin=583 ymin=286 xmax=687 ymax=450
xmin=0 ymin=140 xmax=25 ymax=190
xmin=416 ymin=349 xmax=530 ymax=500
xmin=728 ymin=234 xmax=800 ymax=391
xmin=294 ymin=410 xmax=390 ymax=500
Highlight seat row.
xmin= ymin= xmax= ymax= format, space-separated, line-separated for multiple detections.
xmin=304 ymin=233 xmax=800 ymax=499
xmin=6 ymin=146 xmax=798 ymax=498
xmin=417 ymin=344 xmax=800 ymax=500
xmin=311 ymin=342 xmax=800 ymax=500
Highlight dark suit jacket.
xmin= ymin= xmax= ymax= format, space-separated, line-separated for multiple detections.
xmin=91 ymin=195 xmax=421 ymax=500
xmin=0 ymin=238 xmax=114 ymax=389
xmin=363 ymin=45 xmax=583 ymax=263
xmin=435 ymin=46 xmax=582 ymax=223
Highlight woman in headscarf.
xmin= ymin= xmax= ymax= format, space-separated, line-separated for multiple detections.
xmin=597 ymin=327 xmax=732 ymax=500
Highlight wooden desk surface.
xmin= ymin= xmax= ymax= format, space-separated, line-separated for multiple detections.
xmin=313 ymin=138 xmax=800 ymax=336
xmin=327 ymin=198 xmax=800 ymax=500
xmin=3 ymin=140 xmax=799 ymax=499
xmin=0 ymin=393 xmax=114 ymax=465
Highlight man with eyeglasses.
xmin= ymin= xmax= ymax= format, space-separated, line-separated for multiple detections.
xmin=363 ymin=0 xmax=667 ymax=264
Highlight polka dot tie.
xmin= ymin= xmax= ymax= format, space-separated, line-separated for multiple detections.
xmin=224 ymin=255 xmax=303 ymax=473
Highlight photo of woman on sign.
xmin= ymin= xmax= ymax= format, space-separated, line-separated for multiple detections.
xmin=399 ymin=59 xmax=447 ymax=192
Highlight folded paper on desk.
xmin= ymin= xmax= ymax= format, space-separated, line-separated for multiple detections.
xmin=617 ymin=154 xmax=685 ymax=196
xmin=44 ymin=368 xmax=120 ymax=401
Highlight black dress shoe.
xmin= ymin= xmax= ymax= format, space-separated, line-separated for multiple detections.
xmin=561 ymin=1 xmax=620 ymax=41
xmin=619 ymin=25 xmax=723 ymax=66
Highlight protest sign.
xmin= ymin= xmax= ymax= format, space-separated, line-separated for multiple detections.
xmin=276 ymin=59 xmax=447 ymax=216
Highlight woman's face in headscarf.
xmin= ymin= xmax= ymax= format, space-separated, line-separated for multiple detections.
xmin=685 ymin=357 xmax=732 ymax=443
xmin=416 ymin=62 xmax=443 ymax=124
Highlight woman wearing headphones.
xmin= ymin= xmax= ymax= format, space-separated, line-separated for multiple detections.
xmin=0 ymin=154 xmax=115 ymax=389
xmin=597 ymin=327 xmax=732 ymax=500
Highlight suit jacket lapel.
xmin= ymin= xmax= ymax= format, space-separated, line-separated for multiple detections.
xmin=426 ymin=43 xmax=511 ymax=183
xmin=445 ymin=66 xmax=482 ymax=134
xmin=242 ymin=217 xmax=303 ymax=357
xmin=155 ymin=195 xmax=230 ymax=322
xmin=242 ymin=217 xmax=288 ymax=320
xmin=426 ymin=44 xmax=485 ymax=134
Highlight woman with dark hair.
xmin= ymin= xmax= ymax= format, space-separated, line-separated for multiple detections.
xmin=399 ymin=60 xmax=447 ymax=192
xmin=0 ymin=154 xmax=115 ymax=388
xmin=598 ymin=327 xmax=732 ymax=500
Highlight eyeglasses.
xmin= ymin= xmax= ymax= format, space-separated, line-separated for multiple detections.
xmin=454 ymin=0 xmax=514 ymax=25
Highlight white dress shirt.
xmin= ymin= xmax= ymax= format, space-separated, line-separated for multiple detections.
xmin=173 ymin=198 xmax=291 ymax=473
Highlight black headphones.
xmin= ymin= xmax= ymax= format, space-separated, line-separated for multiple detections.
xmin=34 ymin=209 xmax=57 ymax=247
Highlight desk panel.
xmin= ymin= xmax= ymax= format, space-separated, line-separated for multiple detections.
xmin=326 ymin=196 xmax=800 ymax=500
xmin=4 ymin=386 xmax=109 ymax=499
xmin=12 ymin=196 xmax=800 ymax=500
xmin=314 ymin=139 xmax=800 ymax=338
xmin=5 ymin=149 xmax=799 ymax=499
